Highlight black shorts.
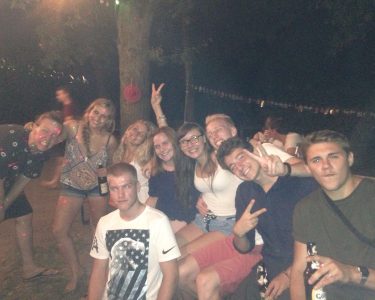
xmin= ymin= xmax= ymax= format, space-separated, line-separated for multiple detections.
xmin=5 ymin=194 xmax=33 ymax=219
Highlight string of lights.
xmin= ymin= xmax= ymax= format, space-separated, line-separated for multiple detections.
xmin=1 ymin=56 xmax=372 ymax=119
xmin=190 ymin=84 xmax=375 ymax=119
xmin=0 ymin=57 xmax=88 ymax=84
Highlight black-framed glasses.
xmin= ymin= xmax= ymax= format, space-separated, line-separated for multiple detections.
xmin=179 ymin=135 xmax=203 ymax=146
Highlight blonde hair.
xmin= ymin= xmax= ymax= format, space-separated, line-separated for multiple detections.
xmin=113 ymin=120 xmax=156 ymax=166
xmin=205 ymin=113 xmax=235 ymax=128
xmin=83 ymin=98 xmax=116 ymax=134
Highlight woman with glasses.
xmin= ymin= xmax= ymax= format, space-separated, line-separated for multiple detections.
xmin=113 ymin=120 xmax=156 ymax=204
xmin=175 ymin=122 xmax=242 ymax=257
xmin=146 ymin=127 xmax=199 ymax=233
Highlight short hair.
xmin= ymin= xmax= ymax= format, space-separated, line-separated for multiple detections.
xmin=35 ymin=111 xmax=64 ymax=126
xmin=216 ymin=137 xmax=253 ymax=171
xmin=205 ymin=114 xmax=235 ymax=128
xmin=56 ymin=85 xmax=71 ymax=95
xmin=301 ymin=130 xmax=351 ymax=162
xmin=107 ymin=162 xmax=138 ymax=181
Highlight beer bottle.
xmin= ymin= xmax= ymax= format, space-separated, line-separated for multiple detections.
xmin=257 ymin=261 xmax=270 ymax=300
xmin=97 ymin=164 xmax=108 ymax=196
xmin=304 ymin=242 xmax=327 ymax=300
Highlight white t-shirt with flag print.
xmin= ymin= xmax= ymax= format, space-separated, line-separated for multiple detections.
xmin=91 ymin=206 xmax=181 ymax=300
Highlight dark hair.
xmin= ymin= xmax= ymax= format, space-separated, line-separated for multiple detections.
xmin=107 ymin=162 xmax=138 ymax=181
xmin=56 ymin=85 xmax=72 ymax=95
xmin=263 ymin=115 xmax=288 ymax=134
xmin=300 ymin=130 xmax=351 ymax=162
xmin=217 ymin=137 xmax=253 ymax=171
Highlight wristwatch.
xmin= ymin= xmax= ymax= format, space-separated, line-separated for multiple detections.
xmin=357 ymin=266 xmax=369 ymax=285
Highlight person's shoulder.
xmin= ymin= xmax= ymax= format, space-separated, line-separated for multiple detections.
xmin=98 ymin=209 xmax=121 ymax=225
xmin=144 ymin=205 xmax=169 ymax=221
xmin=295 ymin=188 xmax=322 ymax=209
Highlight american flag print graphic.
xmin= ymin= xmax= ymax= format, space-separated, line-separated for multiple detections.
xmin=106 ymin=229 xmax=149 ymax=300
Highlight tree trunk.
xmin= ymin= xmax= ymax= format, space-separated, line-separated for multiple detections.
xmin=117 ymin=0 xmax=154 ymax=131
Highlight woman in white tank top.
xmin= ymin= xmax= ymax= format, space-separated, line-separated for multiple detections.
xmin=176 ymin=122 xmax=242 ymax=258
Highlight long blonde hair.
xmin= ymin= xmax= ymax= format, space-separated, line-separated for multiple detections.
xmin=82 ymin=98 xmax=116 ymax=157
xmin=113 ymin=120 xmax=156 ymax=166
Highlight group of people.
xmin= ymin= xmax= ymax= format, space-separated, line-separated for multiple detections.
xmin=0 ymin=84 xmax=374 ymax=300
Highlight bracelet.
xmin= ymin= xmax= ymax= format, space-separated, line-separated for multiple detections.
xmin=157 ymin=115 xmax=166 ymax=120
xmin=283 ymin=162 xmax=292 ymax=177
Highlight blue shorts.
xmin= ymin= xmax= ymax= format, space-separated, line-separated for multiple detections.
xmin=193 ymin=213 xmax=235 ymax=235
xmin=60 ymin=183 xmax=101 ymax=199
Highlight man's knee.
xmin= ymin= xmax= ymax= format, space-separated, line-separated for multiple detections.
xmin=178 ymin=255 xmax=199 ymax=287
xmin=196 ymin=269 xmax=220 ymax=296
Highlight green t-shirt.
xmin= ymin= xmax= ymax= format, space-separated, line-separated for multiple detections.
xmin=293 ymin=178 xmax=375 ymax=300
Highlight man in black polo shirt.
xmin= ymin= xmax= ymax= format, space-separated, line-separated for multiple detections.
xmin=0 ymin=111 xmax=64 ymax=280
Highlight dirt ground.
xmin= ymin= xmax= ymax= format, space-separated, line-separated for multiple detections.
xmin=0 ymin=160 xmax=93 ymax=300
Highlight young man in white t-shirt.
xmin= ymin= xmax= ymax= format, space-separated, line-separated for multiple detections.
xmin=88 ymin=162 xmax=180 ymax=300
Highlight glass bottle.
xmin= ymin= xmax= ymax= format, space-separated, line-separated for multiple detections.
xmin=304 ymin=242 xmax=327 ymax=300
xmin=97 ymin=164 xmax=108 ymax=196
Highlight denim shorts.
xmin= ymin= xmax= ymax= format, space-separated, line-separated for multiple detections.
xmin=60 ymin=183 xmax=101 ymax=198
xmin=193 ymin=213 xmax=235 ymax=236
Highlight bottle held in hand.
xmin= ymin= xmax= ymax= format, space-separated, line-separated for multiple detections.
xmin=304 ymin=242 xmax=327 ymax=300
xmin=97 ymin=164 xmax=108 ymax=196
xmin=257 ymin=261 xmax=270 ymax=300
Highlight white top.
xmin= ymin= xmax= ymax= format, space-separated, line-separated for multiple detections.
xmin=131 ymin=160 xmax=149 ymax=204
xmin=260 ymin=143 xmax=293 ymax=162
xmin=90 ymin=206 xmax=180 ymax=300
xmin=271 ymin=132 xmax=303 ymax=153
xmin=194 ymin=164 xmax=242 ymax=216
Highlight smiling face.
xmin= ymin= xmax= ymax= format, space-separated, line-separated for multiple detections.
xmin=108 ymin=172 xmax=140 ymax=216
xmin=29 ymin=118 xmax=63 ymax=152
xmin=305 ymin=142 xmax=353 ymax=198
xmin=153 ymin=132 xmax=175 ymax=163
xmin=206 ymin=119 xmax=237 ymax=150
xmin=223 ymin=148 xmax=261 ymax=181
xmin=125 ymin=121 xmax=148 ymax=146
xmin=179 ymin=128 xmax=206 ymax=160
xmin=87 ymin=105 xmax=111 ymax=130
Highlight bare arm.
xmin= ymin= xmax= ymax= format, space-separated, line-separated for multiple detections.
xmin=157 ymin=259 xmax=179 ymax=300
xmin=146 ymin=196 xmax=158 ymax=208
xmin=307 ymin=255 xmax=375 ymax=292
xmin=290 ymin=241 xmax=308 ymax=300
xmin=151 ymin=83 xmax=168 ymax=128
xmin=87 ymin=258 xmax=108 ymax=300
xmin=3 ymin=175 xmax=31 ymax=210
xmin=286 ymin=157 xmax=311 ymax=177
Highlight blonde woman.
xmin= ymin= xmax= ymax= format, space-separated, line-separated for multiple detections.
xmin=52 ymin=98 xmax=117 ymax=293
xmin=112 ymin=120 xmax=156 ymax=203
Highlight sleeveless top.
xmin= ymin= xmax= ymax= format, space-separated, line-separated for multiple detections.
xmin=60 ymin=125 xmax=110 ymax=190
xmin=194 ymin=164 xmax=242 ymax=216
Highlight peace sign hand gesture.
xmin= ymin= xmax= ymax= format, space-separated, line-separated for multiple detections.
xmin=247 ymin=143 xmax=289 ymax=177
xmin=233 ymin=199 xmax=267 ymax=238
xmin=151 ymin=83 xmax=165 ymax=108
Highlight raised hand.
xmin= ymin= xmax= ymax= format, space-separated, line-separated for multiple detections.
xmin=245 ymin=144 xmax=288 ymax=177
xmin=233 ymin=199 xmax=267 ymax=238
xmin=151 ymin=83 xmax=165 ymax=108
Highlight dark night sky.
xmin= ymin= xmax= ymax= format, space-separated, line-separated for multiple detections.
xmin=1 ymin=0 xmax=375 ymax=174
